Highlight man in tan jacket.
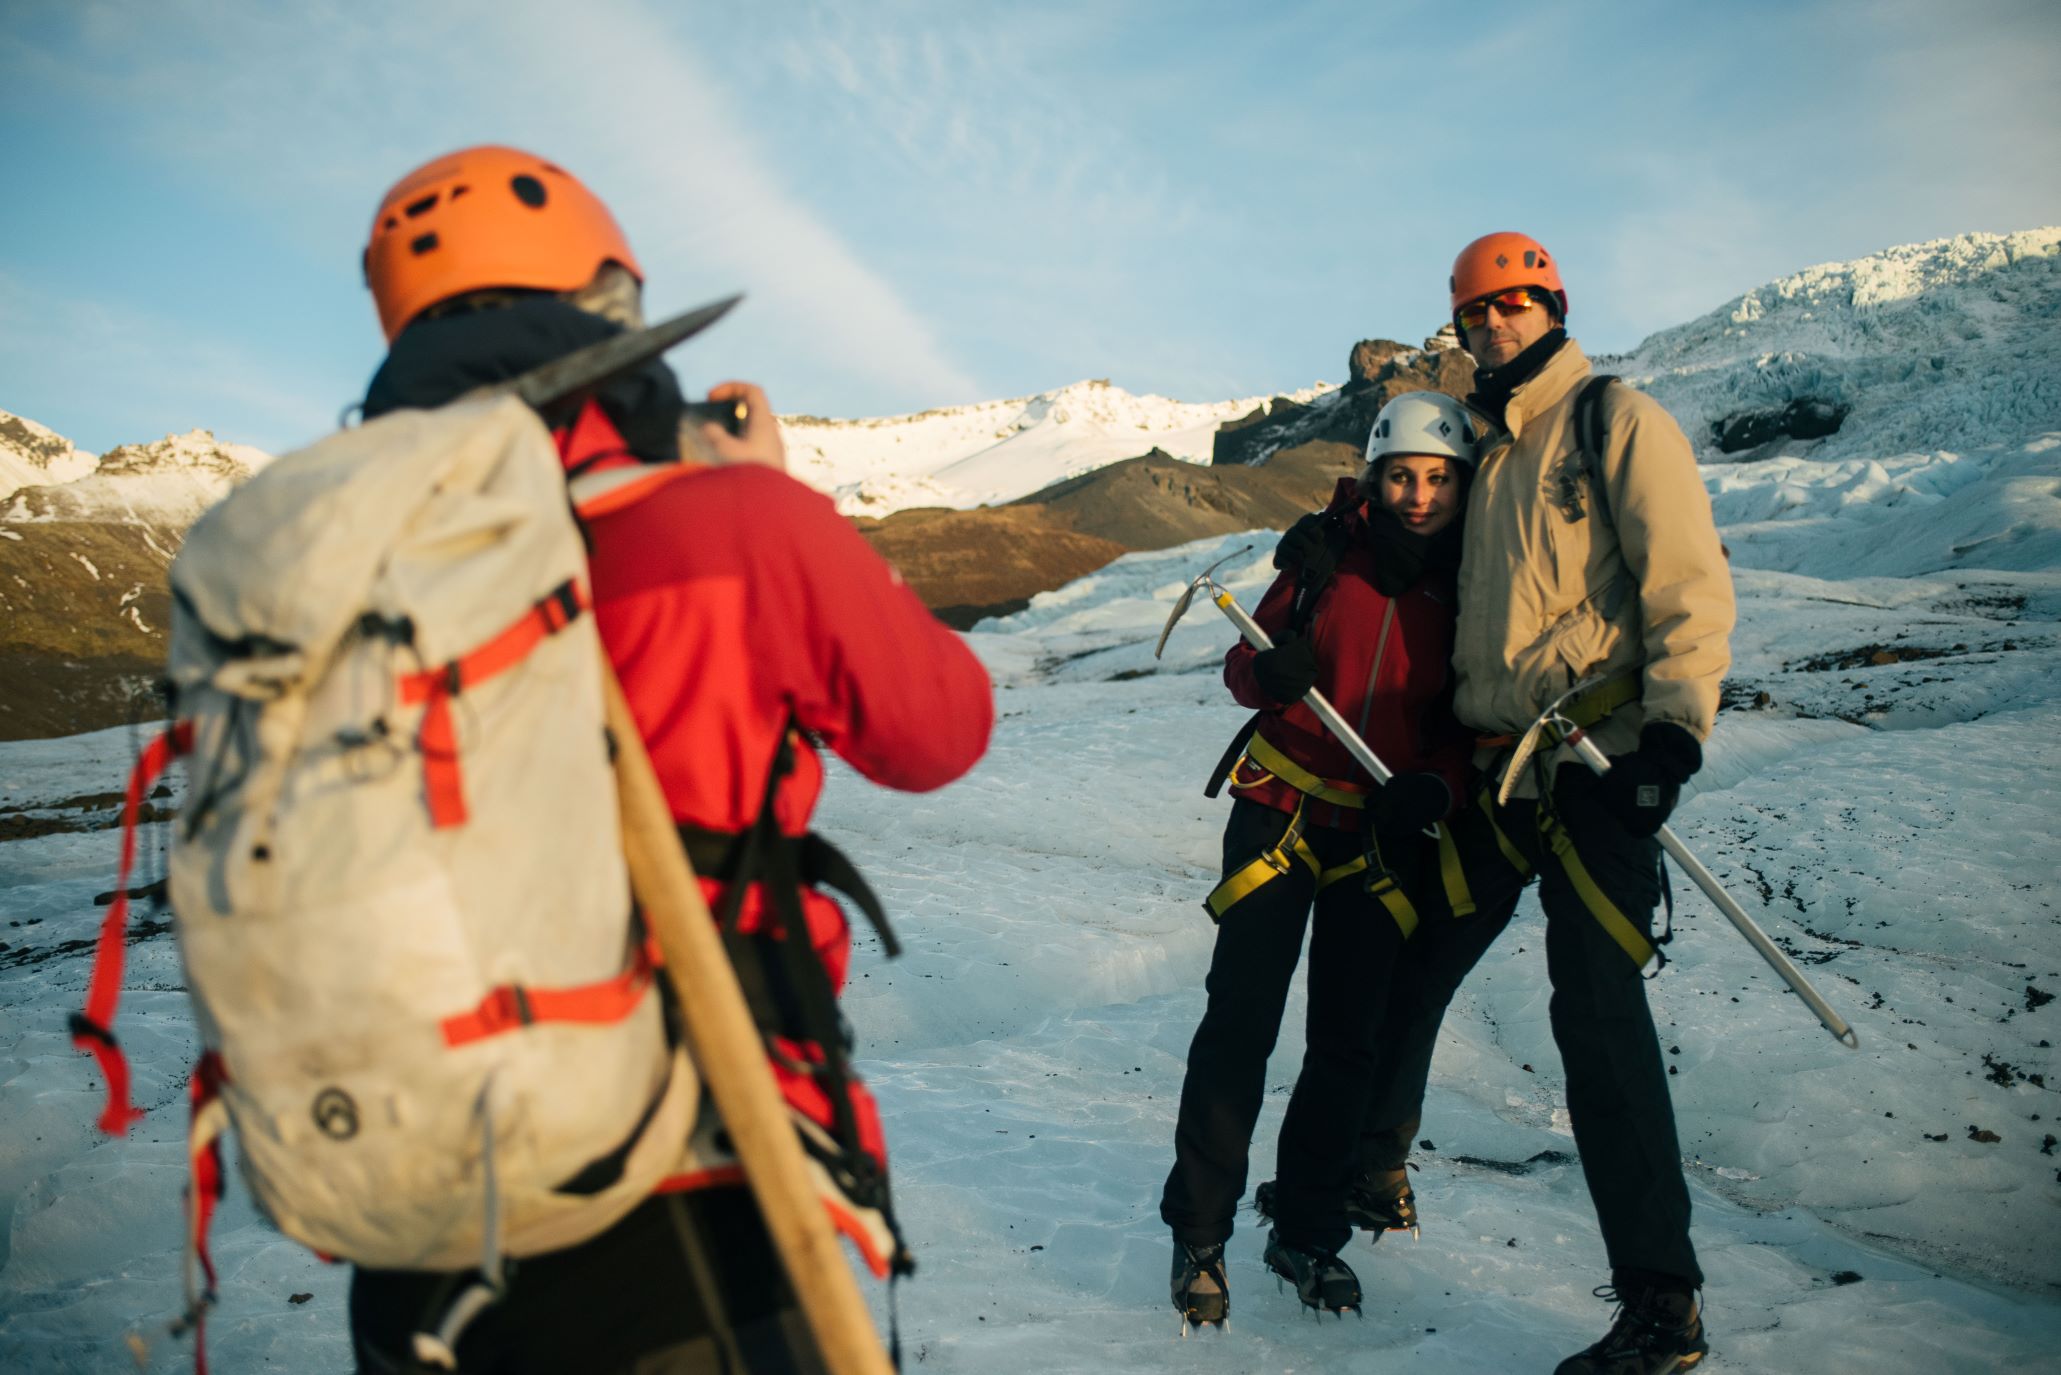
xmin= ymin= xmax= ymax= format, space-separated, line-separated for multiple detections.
xmin=1451 ymin=232 xmax=1730 ymax=1374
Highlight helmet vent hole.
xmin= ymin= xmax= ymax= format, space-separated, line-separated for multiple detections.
xmin=511 ymin=174 xmax=548 ymax=207
xmin=450 ymin=184 xmax=470 ymax=200
xmin=542 ymin=163 xmax=567 ymax=176
xmin=410 ymin=232 xmax=440 ymax=256
xmin=383 ymin=215 xmax=399 ymax=231
xmin=404 ymin=194 xmax=439 ymax=218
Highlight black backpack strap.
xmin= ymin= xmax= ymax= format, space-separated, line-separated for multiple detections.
xmin=706 ymin=721 xmax=883 ymax=1208
xmin=1204 ymin=713 xmax=1261 ymax=798
xmin=1574 ymin=374 xmax=1621 ymax=529
xmin=1287 ymin=511 xmax=1354 ymax=635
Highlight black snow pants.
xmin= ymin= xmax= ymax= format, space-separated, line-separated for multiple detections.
xmin=1352 ymin=764 xmax=1703 ymax=1287
xmin=349 ymin=1186 xmax=826 ymax=1375
xmin=1161 ymin=797 xmax=1413 ymax=1256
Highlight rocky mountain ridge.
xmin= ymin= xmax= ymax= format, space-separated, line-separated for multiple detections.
xmin=1 ymin=428 xmax=269 ymax=739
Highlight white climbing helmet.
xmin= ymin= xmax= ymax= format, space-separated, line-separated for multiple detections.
xmin=1363 ymin=391 xmax=1486 ymax=473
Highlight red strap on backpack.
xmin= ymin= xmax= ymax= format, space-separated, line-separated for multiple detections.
xmin=173 ymin=1051 xmax=229 ymax=1375
xmin=73 ymin=722 xmax=191 ymax=1136
xmin=398 ymin=579 xmax=589 ymax=830
xmin=439 ymin=933 xmax=665 ymax=1046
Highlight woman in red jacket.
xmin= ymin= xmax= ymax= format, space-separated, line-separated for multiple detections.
xmin=1161 ymin=391 xmax=1483 ymax=1325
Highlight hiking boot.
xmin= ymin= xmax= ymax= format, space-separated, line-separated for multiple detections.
xmin=1262 ymin=1228 xmax=1361 ymax=1315
xmin=1554 ymin=1285 xmax=1709 ymax=1374
xmin=1171 ymin=1239 xmax=1229 ymax=1327
xmin=1347 ymin=1173 xmax=1417 ymax=1236
xmin=1254 ymin=1176 xmax=1419 ymax=1237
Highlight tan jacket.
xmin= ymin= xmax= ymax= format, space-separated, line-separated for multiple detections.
xmin=1454 ymin=340 xmax=1733 ymax=785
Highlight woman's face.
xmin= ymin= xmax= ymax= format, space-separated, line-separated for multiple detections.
xmin=1377 ymin=455 xmax=1463 ymax=536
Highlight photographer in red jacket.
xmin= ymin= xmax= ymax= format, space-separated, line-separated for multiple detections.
xmin=350 ymin=145 xmax=993 ymax=1375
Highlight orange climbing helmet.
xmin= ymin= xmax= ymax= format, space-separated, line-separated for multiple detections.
xmin=1449 ymin=231 xmax=1568 ymax=322
xmin=363 ymin=145 xmax=643 ymax=341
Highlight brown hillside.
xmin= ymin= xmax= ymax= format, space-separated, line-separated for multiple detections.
xmin=856 ymin=439 xmax=1362 ymax=628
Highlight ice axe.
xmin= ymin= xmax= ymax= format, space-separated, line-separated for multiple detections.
xmin=1156 ymin=551 xmax=1396 ymax=787
xmin=1513 ymin=683 xmax=1860 ymax=1048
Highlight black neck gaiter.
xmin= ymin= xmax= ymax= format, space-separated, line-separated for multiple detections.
xmin=1361 ymin=505 xmax=1465 ymax=597
xmin=1467 ymin=327 xmax=1568 ymax=430
xmin=362 ymin=296 xmax=685 ymax=463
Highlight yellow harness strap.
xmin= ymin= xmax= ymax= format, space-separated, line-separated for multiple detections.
xmin=1435 ymin=822 xmax=1476 ymax=918
xmin=1205 ymin=799 xmax=1321 ymax=921
xmin=1563 ymin=672 xmax=1641 ymax=731
xmin=1312 ymin=843 xmax=1420 ymax=939
xmin=1538 ymin=810 xmax=1656 ymax=970
xmin=1478 ymin=786 xmax=1533 ymax=876
xmin=1240 ymin=732 xmax=1368 ymax=811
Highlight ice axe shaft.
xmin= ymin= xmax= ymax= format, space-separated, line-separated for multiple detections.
xmin=1201 ymin=577 xmax=1395 ymax=787
xmin=1557 ymin=723 xmax=1859 ymax=1048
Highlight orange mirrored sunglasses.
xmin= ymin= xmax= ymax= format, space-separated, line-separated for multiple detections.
xmin=1457 ymin=288 xmax=1544 ymax=332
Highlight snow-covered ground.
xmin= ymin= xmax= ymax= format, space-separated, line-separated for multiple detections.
xmin=782 ymin=378 xmax=1332 ymax=517
xmin=3 ymin=230 xmax=2060 ymax=1372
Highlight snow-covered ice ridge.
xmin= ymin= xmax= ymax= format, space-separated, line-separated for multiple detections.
xmin=1612 ymin=227 xmax=2061 ymax=466
xmin=782 ymin=377 xmax=1334 ymax=517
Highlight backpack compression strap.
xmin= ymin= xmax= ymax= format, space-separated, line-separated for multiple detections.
xmin=72 ymin=721 xmax=192 ymax=1136
xmin=397 ymin=578 xmax=589 ymax=829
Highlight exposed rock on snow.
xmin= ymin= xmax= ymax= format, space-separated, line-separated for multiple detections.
xmin=1711 ymin=395 xmax=1851 ymax=453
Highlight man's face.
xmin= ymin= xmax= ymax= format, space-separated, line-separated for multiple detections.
xmin=1461 ymin=289 xmax=1556 ymax=368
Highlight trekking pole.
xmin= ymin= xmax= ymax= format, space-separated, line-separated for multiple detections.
xmin=1156 ymin=558 xmax=1396 ymax=787
xmin=599 ymin=665 xmax=894 ymax=1375
xmin=1550 ymin=718 xmax=1860 ymax=1049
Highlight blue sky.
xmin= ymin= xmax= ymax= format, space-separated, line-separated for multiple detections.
xmin=4 ymin=0 xmax=2059 ymax=454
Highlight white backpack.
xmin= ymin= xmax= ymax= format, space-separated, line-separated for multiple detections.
xmin=78 ymin=395 xmax=696 ymax=1301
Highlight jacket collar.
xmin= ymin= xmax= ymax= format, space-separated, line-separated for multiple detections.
xmin=1501 ymin=338 xmax=1591 ymax=441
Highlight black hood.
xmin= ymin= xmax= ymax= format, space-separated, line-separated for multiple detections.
xmin=362 ymin=296 xmax=685 ymax=463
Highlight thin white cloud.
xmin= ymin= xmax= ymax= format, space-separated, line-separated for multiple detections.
xmin=11 ymin=0 xmax=980 ymax=410
xmin=0 ymin=272 xmax=335 ymax=452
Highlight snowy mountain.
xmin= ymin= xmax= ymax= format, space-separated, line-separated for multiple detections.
xmin=2 ymin=228 xmax=2060 ymax=1372
xmin=784 ymin=377 xmax=1333 ymax=517
xmin=0 ymin=410 xmax=97 ymax=503
xmin=1613 ymin=227 xmax=2061 ymax=466
xmin=1 ymin=430 xmax=272 ymax=739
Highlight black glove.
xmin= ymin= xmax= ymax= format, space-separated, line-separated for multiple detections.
xmin=1597 ymin=722 xmax=1703 ymax=838
xmin=1250 ymin=636 xmax=1320 ymax=705
xmin=1273 ymin=511 xmax=1340 ymax=588
xmin=1366 ymin=771 xmax=1453 ymax=838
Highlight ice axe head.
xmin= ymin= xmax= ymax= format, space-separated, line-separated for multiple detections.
xmin=1155 ymin=545 xmax=1253 ymax=660
xmin=1495 ymin=673 xmax=1613 ymax=807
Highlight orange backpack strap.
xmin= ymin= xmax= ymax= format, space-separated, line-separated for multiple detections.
xmin=72 ymin=721 xmax=191 ymax=1136
xmin=397 ymin=579 xmax=590 ymax=829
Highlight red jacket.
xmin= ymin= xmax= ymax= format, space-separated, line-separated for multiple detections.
xmin=1225 ymin=479 xmax=1472 ymax=832
xmin=560 ymin=405 xmax=993 ymax=1169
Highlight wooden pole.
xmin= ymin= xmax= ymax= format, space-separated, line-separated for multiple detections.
xmin=601 ymin=665 xmax=893 ymax=1375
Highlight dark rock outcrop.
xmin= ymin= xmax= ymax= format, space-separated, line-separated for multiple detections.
xmin=1211 ymin=340 xmax=1475 ymax=468
xmin=1711 ymin=397 xmax=1851 ymax=453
